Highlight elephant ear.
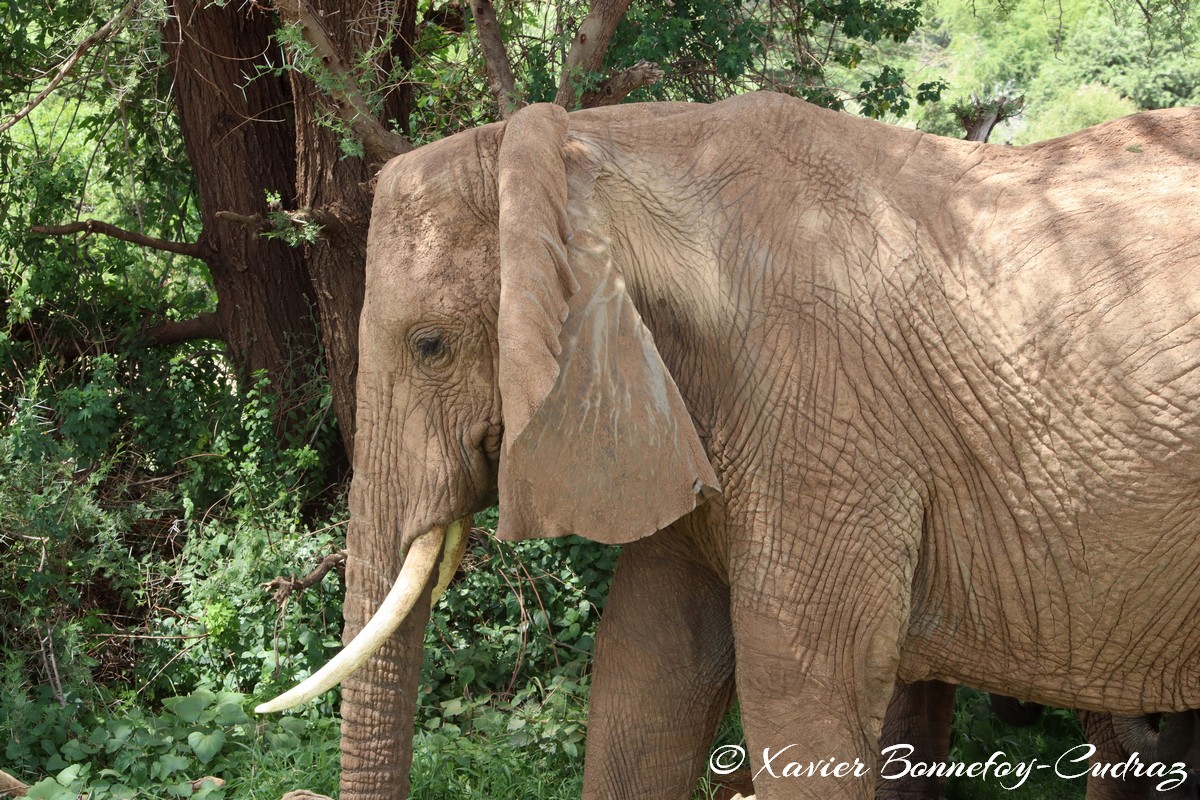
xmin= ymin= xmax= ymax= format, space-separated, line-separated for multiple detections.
xmin=495 ymin=103 xmax=719 ymax=544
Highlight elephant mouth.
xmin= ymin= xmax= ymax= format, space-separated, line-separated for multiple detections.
xmin=254 ymin=517 xmax=470 ymax=714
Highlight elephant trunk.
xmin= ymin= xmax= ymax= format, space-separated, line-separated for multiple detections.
xmin=257 ymin=519 xmax=467 ymax=800
xmin=255 ymin=526 xmax=453 ymax=713
xmin=336 ymin=520 xmax=435 ymax=800
xmin=1112 ymin=713 xmax=1196 ymax=765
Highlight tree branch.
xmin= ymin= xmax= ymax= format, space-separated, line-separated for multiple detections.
xmin=262 ymin=550 xmax=347 ymax=604
xmin=468 ymin=0 xmax=524 ymax=119
xmin=956 ymin=92 xmax=1024 ymax=143
xmin=0 ymin=0 xmax=144 ymax=135
xmin=215 ymin=210 xmax=268 ymax=230
xmin=274 ymin=0 xmax=413 ymax=162
xmin=580 ymin=60 xmax=663 ymax=108
xmin=143 ymin=312 xmax=222 ymax=346
xmin=31 ymin=219 xmax=207 ymax=258
xmin=553 ymin=0 xmax=634 ymax=109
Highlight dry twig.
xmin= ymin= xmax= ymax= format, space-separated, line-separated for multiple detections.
xmin=263 ymin=549 xmax=348 ymax=604
xmin=580 ymin=60 xmax=664 ymax=107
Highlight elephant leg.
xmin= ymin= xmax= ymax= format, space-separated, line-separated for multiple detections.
xmin=582 ymin=534 xmax=736 ymax=800
xmin=730 ymin=506 xmax=919 ymax=800
xmin=875 ymin=681 xmax=956 ymax=800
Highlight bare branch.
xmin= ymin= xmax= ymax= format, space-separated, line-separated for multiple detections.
xmin=553 ymin=0 xmax=634 ymax=109
xmin=263 ymin=549 xmax=348 ymax=604
xmin=0 ymin=0 xmax=145 ymax=135
xmin=31 ymin=219 xmax=207 ymax=258
xmin=144 ymin=312 xmax=222 ymax=346
xmin=469 ymin=0 xmax=524 ymax=118
xmin=274 ymin=0 xmax=412 ymax=162
xmin=215 ymin=210 xmax=269 ymax=230
xmin=580 ymin=60 xmax=663 ymax=108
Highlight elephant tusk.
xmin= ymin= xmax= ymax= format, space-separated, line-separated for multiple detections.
xmin=254 ymin=523 xmax=457 ymax=714
xmin=431 ymin=516 xmax=470 ymax=604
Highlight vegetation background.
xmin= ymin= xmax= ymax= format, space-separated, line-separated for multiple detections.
xmin=1 ymin=0 xmax=1195 ymax=797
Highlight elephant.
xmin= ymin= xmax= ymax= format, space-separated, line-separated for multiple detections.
xmin=256 ymin=91 xmax=1200 ymax=800
xmin=1081 ymin=712 xmax=1200 ymax=800
xmin=881 ymin=686 xmax=1199 ymax=800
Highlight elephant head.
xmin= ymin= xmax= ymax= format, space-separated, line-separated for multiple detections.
xmin=257 ymin=102 xmax=719 ymax=796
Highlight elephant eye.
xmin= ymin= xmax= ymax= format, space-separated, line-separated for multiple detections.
xmin=410 ymin=330 xmax=451 ymax=366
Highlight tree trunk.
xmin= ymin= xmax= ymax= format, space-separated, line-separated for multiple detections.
xmin=163 ymin=0 xmax=321 ymax=424
xmin=286 ymin=3 xmax=422 ymax=798
xmin=288 ymin=0 xmax=415 ymax=458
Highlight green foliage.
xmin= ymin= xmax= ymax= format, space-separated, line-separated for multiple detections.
xmin=1015 ymin=83 xmax=1139 ymax=143
xmin=905 ymin=0 xmax=1198 ymax=140
xmin=1029 ymin=9 xmax=1199 ymax=109
xmin=408 ymin=513 xmax=613 ymax=775
xmin=5 ymin=688 xmax=340 ymax=800
xmin=599 ymin=0 xmax=944 ymax=116
xmin=947 ymin=688 xmax=1084 ymax=800
xmin=259 ymin=191 xmax=324 ymax=248
xmin=424 ymin=511 xmax=616 ymax=706
xmin=0 ymin=357 xmax=346 ymax=778
xmin=1010 ymin=8 xmax=1200 ymax=141
xmin=601 ymin=0 xmax=768 ymax=102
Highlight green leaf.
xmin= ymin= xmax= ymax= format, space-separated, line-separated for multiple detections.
xmin=25 ymin=777 xmax=77 ymax=800
xmin=155 ymin=753 xmax=191 ymax=777
xmin=212 ymin=700 xmax=250 ymax=726
xmin=188 ymin=729 xmax=226 ymax=764
xmin=104 ymin=719 xmax=133 ymax=752
xmin=441 ymin=697 xmax=466 ymax=717
xmin=163 ymin=689 xmax=215 ymax=723
xmin=55 ymin=763 xmax=83 ymax=786
xmin=59 ymin=738 xmax=88 ymax=761
xmin=277 ymin=716 xmax=308 ymax=735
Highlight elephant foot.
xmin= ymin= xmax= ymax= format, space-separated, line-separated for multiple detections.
xmin=279 ymin=791 xmax=333 ymax=800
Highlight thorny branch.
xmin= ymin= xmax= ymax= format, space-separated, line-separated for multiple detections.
xmin=0 ymin=0 xmax=145 ymax=134
xmin=31 ymin=219 xmax=207 ymax=258
xmin=273 ymin=0 xmax=412 ymax=162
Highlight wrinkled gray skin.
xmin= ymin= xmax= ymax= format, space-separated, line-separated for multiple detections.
xmin=338 ymin=93 xmax=1200 ymax=800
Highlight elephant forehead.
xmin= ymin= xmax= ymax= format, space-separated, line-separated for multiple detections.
xmin=373 ymin=122 xmax=501 ymax=214
xmin=368 ymin=210 xmax=497 ymax=288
